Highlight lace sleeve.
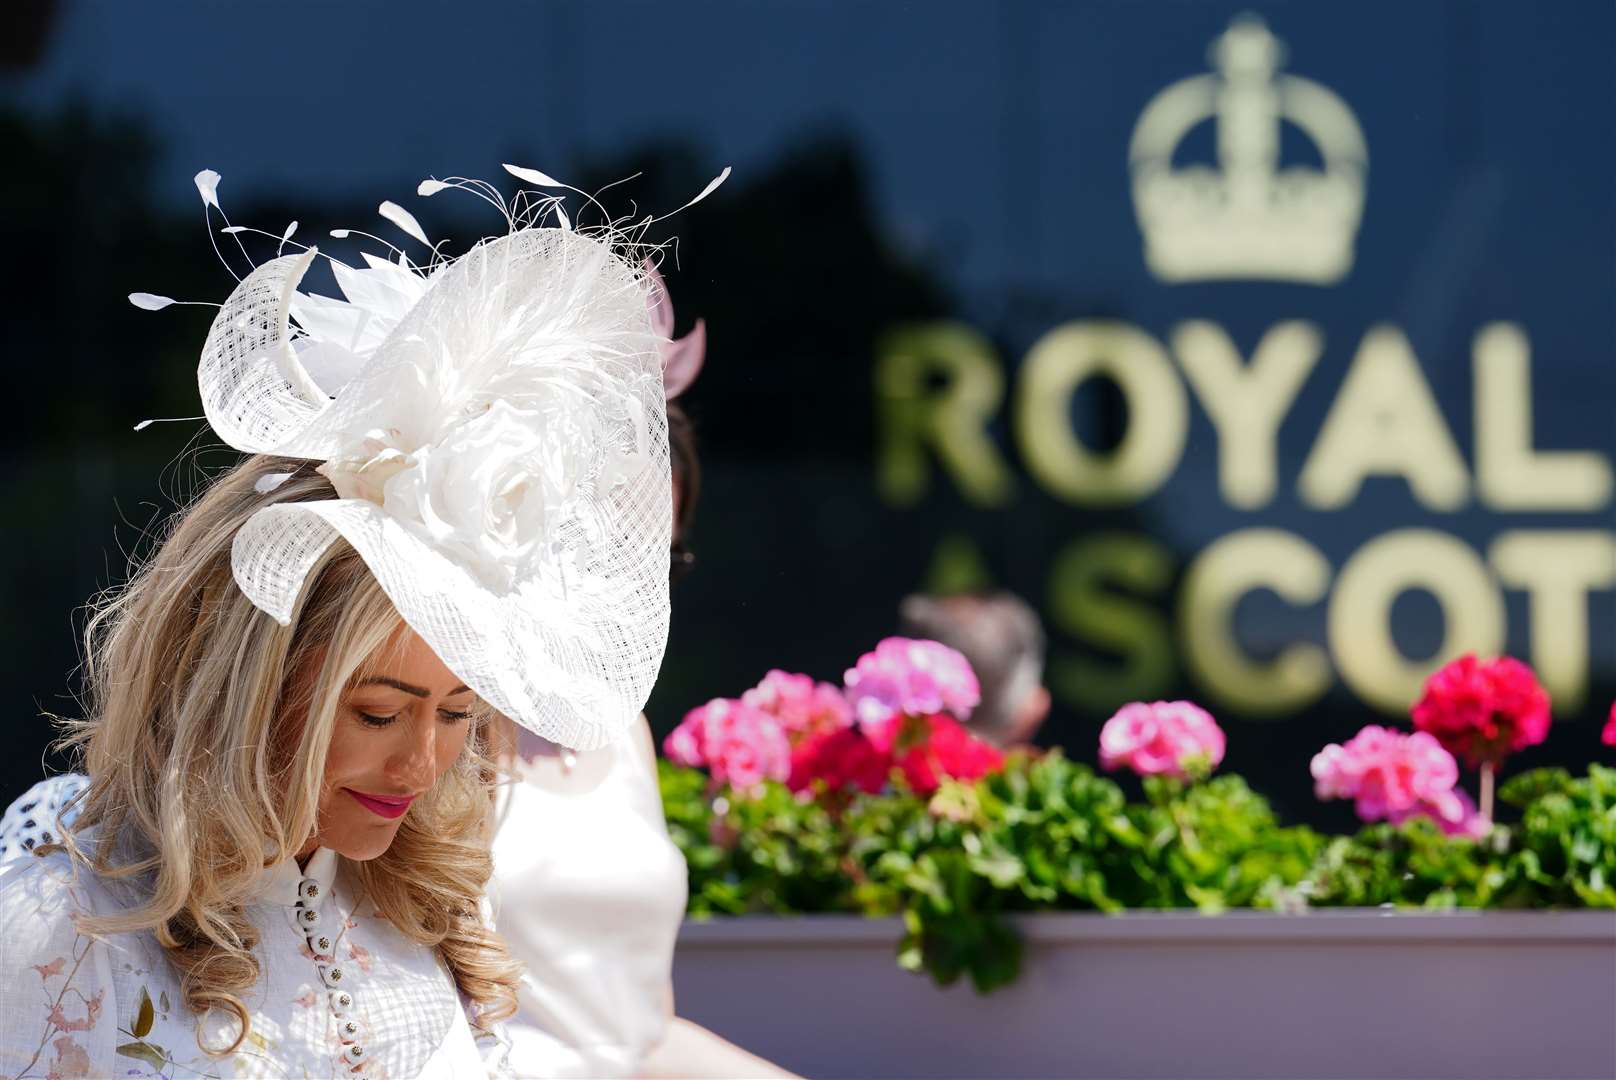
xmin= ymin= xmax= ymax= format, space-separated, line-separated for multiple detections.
xmin=0 ymin=774 xmax=90 ymax=862
xmin=0 ymin=853 xmax=120 ymax=1078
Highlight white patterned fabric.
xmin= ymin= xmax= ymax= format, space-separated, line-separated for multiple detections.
xmin=0 ymin=837 xmax=511 ymax=1078
xmin=192 ymin=193 xmax=671 ymax=751
xmin=489 ymin=719 xmax=688 ymax=1077
xmin=0 ymin=774 xmax=88 ymax=862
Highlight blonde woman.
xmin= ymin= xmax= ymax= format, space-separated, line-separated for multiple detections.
xmin=0 ymin=166 xmax=690 ymax=1076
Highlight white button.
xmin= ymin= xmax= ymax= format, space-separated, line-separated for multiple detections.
xmin=298 ymin=906 xmax=321 ymax=927
xmin=297 ymin=878 xmax=322 ymax=902
xmin=317 ymin=963 xmax=345 ymax=988
xmin=328 ymin=989 xmax=353 ymax=1015
xmin=307 ymin=931 xmax=334 ymax=959
xmin=344 ymin=1043 xmax=367 ymax=1064
xmin=338 ymin=1017 xmax=362 ymax=1041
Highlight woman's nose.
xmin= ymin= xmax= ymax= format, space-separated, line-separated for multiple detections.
xmin=391 ymin=713 xmax=439 ymax=788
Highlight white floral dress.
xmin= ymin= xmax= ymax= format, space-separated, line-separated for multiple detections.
xmin=0 ymin=825 xmax=510 ymax=1079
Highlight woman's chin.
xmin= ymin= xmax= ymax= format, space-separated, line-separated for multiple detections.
xmin=319 ymin=819 xmax=405 ymax=862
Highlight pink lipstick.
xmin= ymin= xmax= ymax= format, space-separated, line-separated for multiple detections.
xmin=345 ymin=789 xmax=415 ymax=819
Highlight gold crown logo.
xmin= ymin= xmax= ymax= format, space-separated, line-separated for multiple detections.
xmin=1130 ymin=14 xmax=1368 ymax=285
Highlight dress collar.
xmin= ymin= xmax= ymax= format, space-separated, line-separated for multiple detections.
xmin=255 ymin=846 xmax=339 ymax=907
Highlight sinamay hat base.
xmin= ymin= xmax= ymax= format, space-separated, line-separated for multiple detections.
xmin=142 ymin=167 xmax=719 ymax=750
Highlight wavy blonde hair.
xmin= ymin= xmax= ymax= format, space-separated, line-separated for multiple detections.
xmin=55 ymin=454 xmax=521 ymax=1053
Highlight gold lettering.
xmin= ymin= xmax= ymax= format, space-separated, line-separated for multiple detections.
xmin=1174 ymin=320 xmax=1322 ymax=509
xmin=1300 ymin=325 xmax=1469 ymax=510
xmin=1489 ymin=530 xmax=1616 ymax=713
xmin=1328 ymin=529 xmax=1505 ymax=713
xmin=874 ymin=323 xmax=1013 ymax=507
xmin=1046 ymin=532 xmax=1177 ymax=711
xmin=922 ymin=531 xmax=996 ymax=596
xmin=1474 ymin=323 xmax=1613 ymax=510
xmin=1179 ymin=528 xmax=1332 ymax=715
xmin=1016 ymin=321 xmax=1188 ymax=505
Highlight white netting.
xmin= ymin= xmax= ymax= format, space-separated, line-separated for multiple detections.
xmin=208 ymin=227 xmax=671 ymax=749
xmin=198 ymin=249 xmax=336 ymax=455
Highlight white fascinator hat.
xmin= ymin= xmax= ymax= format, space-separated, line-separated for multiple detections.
xmin=137 ymin=164 xmax=728 ymax=750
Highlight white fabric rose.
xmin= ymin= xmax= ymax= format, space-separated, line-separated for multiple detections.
xmin=380 ymin=401 xmax=573 ymax=590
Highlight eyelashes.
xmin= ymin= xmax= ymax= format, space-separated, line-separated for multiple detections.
xmin=357 ymin=709 xmax=473 ymax=729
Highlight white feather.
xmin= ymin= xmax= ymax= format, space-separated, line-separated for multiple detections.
xmin=502 ymin=163 xmax=565 ymax=188
xmin=379 ymin=200 xmax=431 ymax=247
xmin=128 ymin=292 xmax=176 ymax=311
xmin=194 ymin=169 xmax=222 ymax=209
xmin=417 ymin=179 xmax=451 ymax=197
xmin=133 ymin=413 xmax=205 ymax=431
xmin=282 ymin=221 xmax=299 ymax=243
xmin=254 ymin=471 xmax=296 ymax=494
xmin=674 ymin=166 xmax=731 ymax=215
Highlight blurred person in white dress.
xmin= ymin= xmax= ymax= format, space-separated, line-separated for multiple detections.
xmin=488 ymin=267 xmax=796 ymax=1078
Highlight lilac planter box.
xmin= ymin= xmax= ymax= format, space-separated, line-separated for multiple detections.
xmin=672 ymin=911 xmax=1616 ymax=1079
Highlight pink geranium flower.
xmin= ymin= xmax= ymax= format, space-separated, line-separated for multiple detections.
xmin=1601 ymin=702 xmax=1616 ymax=749
xmin=742 ymin=669 xmax=852 ymax=743
xmin=1411 ymin=654 xmax=1551 ymax=769
xmin=662 ymin=698 xmax=791 ymax=793
xmin=844 ymin=637 xmax=980 ymax=733
xmin=1439 ymin=788 xmax=1493 ymax=840
xmin=1099 ymin=701 xmax=1226 ymax=781
xmin=1311 ymin=725 xmax=1485 ymax=834
xmin=663 ymin=715 xmax=706 ymax=768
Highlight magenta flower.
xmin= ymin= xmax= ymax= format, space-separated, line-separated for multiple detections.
xmin=1311 ymin=725 xmax=1484 ymax=833
xmin=1602 ymin=702 xmax=1616 ymax=749
xmin=1099 ymin=701 xmax=1226 ymax=781
xmin=663 ymin=697 xmax=791 ymax=793
xmin=843 ymin=637 xmax=980 ymax=736
xmin=742 ymin=669 xmax=852 ymax=743
xmin=1411 ymin=654 xmax=1551 ymax=769
xmin=789 ymin=727 xmax=892 ymax=796
xmin=893 ymin=714 xmax=1006 ymax=795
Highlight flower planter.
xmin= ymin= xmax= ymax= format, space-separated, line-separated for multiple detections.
xmin=672 ymin=911 xmax=1616 ymax=1079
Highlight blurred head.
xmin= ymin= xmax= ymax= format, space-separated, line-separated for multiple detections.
xmin=61 ymin=455 xmax=517 ymax=1046
xmin=899 ymin=590 xmax=1051 ymax=747
xmin=668 ymin=400 xmax=700 ymax=583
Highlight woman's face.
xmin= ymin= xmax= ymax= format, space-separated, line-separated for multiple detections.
xmin=308 ymin=627 xmax=477 ymax=861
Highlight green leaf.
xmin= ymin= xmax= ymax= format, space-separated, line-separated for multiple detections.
xmin=116 ymin=1041 xmax=169 ymax=1069
xmin=1499 ymin=768 xmax=1573 ymax=808
xmin=133 ymin=986 xmax=154 ymax=1038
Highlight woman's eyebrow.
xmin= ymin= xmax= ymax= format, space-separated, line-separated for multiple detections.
xmin=354 ymin=676 xmax=472 ymax=698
